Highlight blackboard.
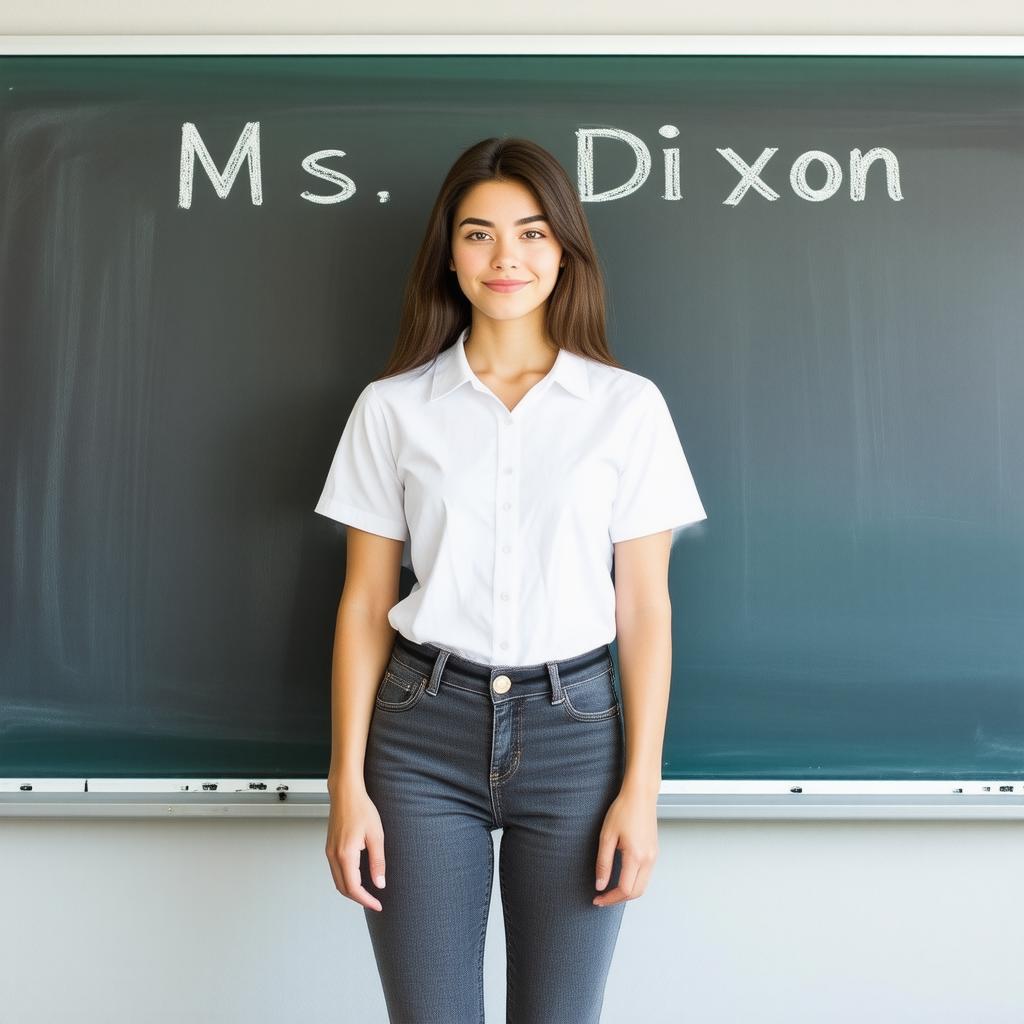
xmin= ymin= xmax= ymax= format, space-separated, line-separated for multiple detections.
xmin=3 ymin=50 xmax=1023 ymax=785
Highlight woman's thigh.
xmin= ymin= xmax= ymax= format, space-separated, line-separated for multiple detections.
xmin=360 ymin=657 xmax=498 ymax=1023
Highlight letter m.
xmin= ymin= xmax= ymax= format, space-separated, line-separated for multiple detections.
xmin=178 ymin=121 xmax=263 ymax=208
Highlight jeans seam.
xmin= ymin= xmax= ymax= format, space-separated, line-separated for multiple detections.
xmin=491 ymin=781 xmax=504 ymax=828
xmin=488 ymin=705 xmax=504 ymax=827
xmin=386 ymin=655 xmax=428 ymax=681
xmin=561 ymin=688 xmax=621 ymax=722
xmin=475 ymin=834 xmax=493 ymax=1024
xmin=561 ymin=666 xmax=615 ymax=688
xmin=374 ymin=678 xmax=427 ymax=712
xmin=499 ymin=838 xmax=517 ymax=1024
xmin=382 ymin=669 xmax=415 ymax=692
xmin=489 ymin=700 xmax=523 ymax=784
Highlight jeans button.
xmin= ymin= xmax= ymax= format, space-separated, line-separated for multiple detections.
xmin=492 ymin=675 xmax=512 ymax=694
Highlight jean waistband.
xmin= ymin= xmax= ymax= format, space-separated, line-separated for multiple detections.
xmin=392 ymin=632 xmax=614 ymax=701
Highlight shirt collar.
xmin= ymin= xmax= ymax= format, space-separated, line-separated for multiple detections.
xmin=429 ymin=326 xmax=591 ymax=403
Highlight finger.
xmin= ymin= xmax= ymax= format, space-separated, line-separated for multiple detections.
xmin=342 ymin=845 xmax=383 ymax=912
xmin=593 ymin=883 xmax=626 ymax=906
xmin=365 ymin=831 xmax=387 ymax=890
xmin=594 ymin=855 xmax=654 ymax=906
xmin=594 ymin=831 xmax=619 ymax=891
xmin=594 ymin=850 xmax=639 ymax=906
xmin=618 ymin=850 xmax=642 ymax=897
xmin=326 ymin=848 xmax=349 ymax=897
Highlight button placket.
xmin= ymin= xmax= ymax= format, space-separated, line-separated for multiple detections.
xmin=493 ymin=414 xmax=520 ymax=664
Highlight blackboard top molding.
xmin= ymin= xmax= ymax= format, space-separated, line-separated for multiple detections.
xmin=3 ymin=34 xmax=1024 ymax=56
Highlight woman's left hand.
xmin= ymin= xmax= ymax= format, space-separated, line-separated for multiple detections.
xmin=592 ymin=785 xmax=659 ymax=907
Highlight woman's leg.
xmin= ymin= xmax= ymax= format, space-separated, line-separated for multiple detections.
xmin=360 ymin=653 xmax=498 ymax=1023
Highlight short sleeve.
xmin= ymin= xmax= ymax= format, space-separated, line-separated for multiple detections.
xmin=314 ymin=382 xmax=409 ymax=542
xmin=608 ymin=381 xmax=708 ymax=543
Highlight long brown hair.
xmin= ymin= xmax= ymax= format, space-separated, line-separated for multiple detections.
xmin=374 ymin=136 xmax=625 ymax=382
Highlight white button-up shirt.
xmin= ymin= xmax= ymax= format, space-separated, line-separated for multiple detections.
xmin=315 ymin=327 xmax=707 ymax=666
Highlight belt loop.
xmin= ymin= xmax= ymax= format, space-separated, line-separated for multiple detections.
xmin=546 ymin=660 xmax=564 ymax=704
xmin=427 ymin=646 xmax=451 ymax=696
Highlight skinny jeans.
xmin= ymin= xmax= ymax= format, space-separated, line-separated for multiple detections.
xmin=359 ymin=631 xmax=627 ymax=1023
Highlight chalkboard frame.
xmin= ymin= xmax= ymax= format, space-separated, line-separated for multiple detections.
xmin=3 ymin=34 xmax=1024 ymax=816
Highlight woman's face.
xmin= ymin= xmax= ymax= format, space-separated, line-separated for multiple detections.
xmin=449 ymin=179 xmax=564 ymax=326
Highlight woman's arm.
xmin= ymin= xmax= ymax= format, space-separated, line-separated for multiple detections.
xmin=325 ymin=528 xmax=404 ymax=912
xmin=591 ymin=530 xmax=673 ymax=907
xmin=613 ymin=530 xmax=674 ymax=799
xmin=326 ymin=527 xmax=405 ymax=796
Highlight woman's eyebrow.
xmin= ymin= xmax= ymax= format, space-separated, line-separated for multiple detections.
xmin=456 ymin=214 xmax=549 ymax=229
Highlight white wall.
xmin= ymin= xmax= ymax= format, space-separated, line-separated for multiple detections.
xmin=3 ymin=816 xmax=1024 ymax=1022
xmin=4 ymin=5 xmax=1024 ymax=1022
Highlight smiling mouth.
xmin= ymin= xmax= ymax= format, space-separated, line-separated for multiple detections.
xmin=484 ymin=280 xmax=530 ymax=292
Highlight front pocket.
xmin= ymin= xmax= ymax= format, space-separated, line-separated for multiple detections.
xmin=560 ymin=669 xmax=621 ymax=722
xmin=375 ymin=663 xmax=428 ymax=712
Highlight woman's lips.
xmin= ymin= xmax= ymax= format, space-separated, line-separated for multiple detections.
xmin=484 ymin=280 xmax=530 ymax=293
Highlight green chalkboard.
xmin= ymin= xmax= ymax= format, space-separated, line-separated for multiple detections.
xmin=3 ymin=53 xmax=1023 ymax=782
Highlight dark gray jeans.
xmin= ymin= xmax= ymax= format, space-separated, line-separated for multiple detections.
xmin=359 ymin=631 xmax=627 ymax=1023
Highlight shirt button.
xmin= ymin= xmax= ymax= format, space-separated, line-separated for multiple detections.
xmin=502 ymin=502 xmax=511 ymax=510
xmin=500 ymin=591 xmax=509 ymax=600
xmin=500 ymin=641 xmax=509 ymax=650
xmin=503 ymin=466 xmax=514 ymax=474
xmin=492 ymin=674 xmax=512 ymax=693
xmin=502 ymin=545 xmax=511 ymax=553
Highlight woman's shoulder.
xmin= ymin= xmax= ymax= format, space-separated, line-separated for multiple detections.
xmin=364 ymin=361 xmax=435 ymax=409
xmin=583 ymin=356 xmax=658 ymax=407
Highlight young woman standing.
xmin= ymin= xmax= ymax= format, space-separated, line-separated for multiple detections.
xmin=318 ymin=137 xmax=707 ymax=1023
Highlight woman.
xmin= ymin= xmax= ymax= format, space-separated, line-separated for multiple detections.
xmin=317 ymin=136 xmax=707 ymax=1023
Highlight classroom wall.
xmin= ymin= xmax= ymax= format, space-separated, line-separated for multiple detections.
xmin=3 ymin=3 xmax=1024 ymax=1022
xmin=4 ymin=816 xmax=1024 ymax=1022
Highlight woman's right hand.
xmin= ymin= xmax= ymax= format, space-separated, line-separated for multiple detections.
xmin=326 ymin=783 xmax=386 ymax=913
